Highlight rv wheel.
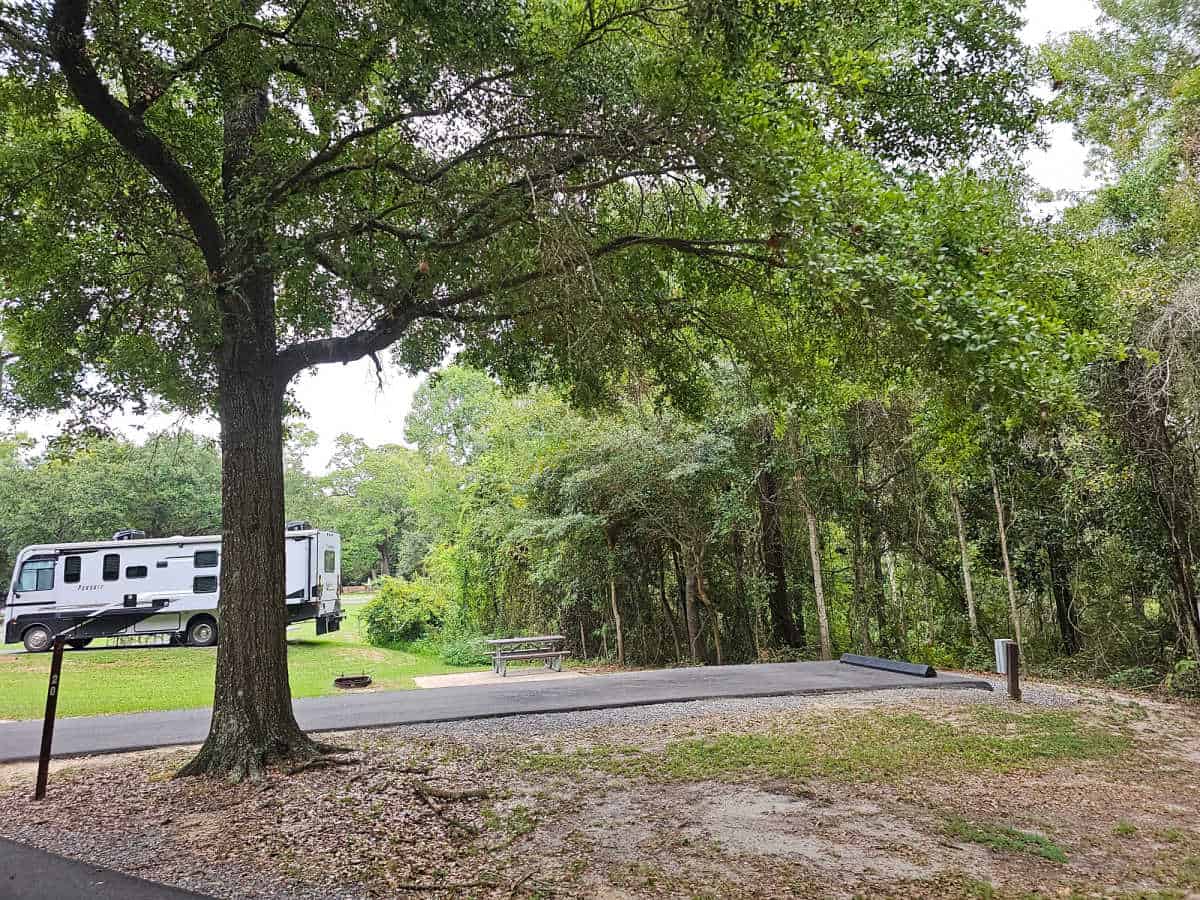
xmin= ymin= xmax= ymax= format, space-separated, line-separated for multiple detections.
xmin=66 ymin=639 xmax=92 ymax=650
xmin=186 ymin=617 xmax=218 ymax=647
xmin=22 ymin=626 xmax=52 ymax=653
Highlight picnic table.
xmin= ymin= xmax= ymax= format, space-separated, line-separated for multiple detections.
xmin=486 ymin=635 xmax=569 ymax=676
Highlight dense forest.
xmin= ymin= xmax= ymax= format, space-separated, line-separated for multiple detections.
xmin=4 ymin=1 xmax=1200 ymax=700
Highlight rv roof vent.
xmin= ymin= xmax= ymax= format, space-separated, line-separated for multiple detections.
xmin=285 ymin=520 xmax=312 ymax=532
xmin=113 ymin=529 xmax=147 ymax=541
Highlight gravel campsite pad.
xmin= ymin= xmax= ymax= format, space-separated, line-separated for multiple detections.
xmin=1 ymin=679 xmax=1199 ymax=899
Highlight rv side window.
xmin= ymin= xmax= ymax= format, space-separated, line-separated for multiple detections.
xmin=102 ymin=554 xmax=120 ymax=581
xmin=17 ymin=559 xmax=54 ymax=591
xmin=324 ymin=549 xmax=336 ymax=573
xmin=126 ymin=565 xmax=148 ymax=579
xmin=193 ymin=575 xmax=218 ymax=593
xmin=63 ymin=556 xmax=81 ymax=583
xmin=194 ymin=550 xmax=218 ymax=568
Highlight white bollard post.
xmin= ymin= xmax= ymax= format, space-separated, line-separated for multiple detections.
xmin=994 ymin=638 xmax=1016 ymax=674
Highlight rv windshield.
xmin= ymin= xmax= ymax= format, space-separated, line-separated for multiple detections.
xmin=17 ymin=559 xmax=55 ymax=591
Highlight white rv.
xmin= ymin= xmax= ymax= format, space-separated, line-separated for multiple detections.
xmin=2 ymin=525 xmax=343 ymax=652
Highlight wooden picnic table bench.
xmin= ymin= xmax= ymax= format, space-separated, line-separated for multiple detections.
xmin=486 ymin=635 xmax=569 ymax=676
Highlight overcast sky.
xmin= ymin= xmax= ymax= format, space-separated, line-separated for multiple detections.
xmin=2 ymin=0 xmax=1104 ymax=472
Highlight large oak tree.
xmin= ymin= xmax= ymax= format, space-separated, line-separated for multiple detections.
xmin=1 ymin=0 xmax=1033 ymax=778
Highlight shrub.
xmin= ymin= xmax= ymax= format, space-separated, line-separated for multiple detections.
xmin=1166 ymin=658 xmax=1200 ymax=698
xmin=757 ymin=645 xmax=816 ymax=664
xmin=911 ymin=643 xmax=967 ymax=671
xmin=440 ymin=634 xmax=492 ymax=666
xmin=1104 ymin=666 xmax=1161 ymax=691
xmin=963 ymin=642 xmax=998 ymax=672
xmin=360 ymin=577 xmax=447 ymax=646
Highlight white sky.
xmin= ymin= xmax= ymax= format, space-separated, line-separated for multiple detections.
xmin=2 ymin=0 xmax=1104 ymax=472
xmin=1022 ymin=0 xmax=1103 ymax=196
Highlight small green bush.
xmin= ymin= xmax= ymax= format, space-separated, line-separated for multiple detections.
xmin=963 ymin=642 xmax=998 ymax=672
xmin=1166 ymin=658 xmax=1200 ymax=698
xmin=1105 ymin=666 xmax=1162 ymax=691
xmin=440 ymin=634 xmax=491 ymax=666
xmin=360 ymin=577 xmax=447 ymax=646
xmin=911 ymin=643 xmax=966 ymax=670
xmin=757 ymin=645 xmax=815 ymax=664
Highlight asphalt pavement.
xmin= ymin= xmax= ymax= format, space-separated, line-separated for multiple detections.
xmin=0 ymin=659 xmax=990 ymax=763
xmin=0 ymin=839 xmax=209 ymax=899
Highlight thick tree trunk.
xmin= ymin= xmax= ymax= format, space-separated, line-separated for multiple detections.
xmin=757 ymin=466 xmax=802 ymax=646
xmin=1046 ymin=540 xmax=1082 ymax=654
xmin=990 ymin=465 xmax=1024 ymax=650
xmin=949 ymin=488 xmax=980 ymax=641
xmin=178 ymin=348 xmax=320 ymax=780
xmin=176 ymin=79 xmax=324 ymax=779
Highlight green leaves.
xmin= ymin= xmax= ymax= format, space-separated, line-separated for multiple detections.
xmin=2 ymin=0 xmax=1040 ymax=423
xmin=0 ymin=431 xmax=223 ymax=562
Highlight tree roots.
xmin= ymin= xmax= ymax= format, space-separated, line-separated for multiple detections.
xmin=414 ymin=780 xmax=490 ymax=836
xmin=175 ymin=727 xmax=328 ymax=782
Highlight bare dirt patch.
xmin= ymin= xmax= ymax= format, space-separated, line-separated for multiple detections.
xmin=1 ymin=682 xmax=1198 ymax=898
xmin=414 ymin=669 xmax=585 ymax=688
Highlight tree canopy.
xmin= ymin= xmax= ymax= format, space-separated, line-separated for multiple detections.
xmin=7 ymin=0 xmax=1200 ymax=778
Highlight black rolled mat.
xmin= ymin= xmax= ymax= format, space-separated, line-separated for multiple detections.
xmin=839 ymin=653 xmax=936 ymax=678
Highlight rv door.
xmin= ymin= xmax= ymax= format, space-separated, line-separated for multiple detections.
xmin=314 ymin=533 xmax=342 ymax=635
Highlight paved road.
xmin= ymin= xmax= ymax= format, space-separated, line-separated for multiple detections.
xmin=0 ymin=660 xmax=990 ymax=763
xmin=0 ymin=839 xmax=209 ymax=899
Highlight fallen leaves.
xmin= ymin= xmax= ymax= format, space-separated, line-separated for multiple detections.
xmin=0 ymin=686 xmax=1198 ymax=899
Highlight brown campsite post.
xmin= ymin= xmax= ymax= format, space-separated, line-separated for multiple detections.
xmin=1005 ymin=640 xmax=1021 ymax=702
xmin=34 ymin=637 xmax=65 ymax=801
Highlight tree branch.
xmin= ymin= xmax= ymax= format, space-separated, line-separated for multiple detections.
xmin=273 ymin=245 xmax=430 ymax=379
xmin=49 ymin=0 xmax=223 ymax=272
xmin=297 ymin=129 xmax=668 ymax=255
xmin=273 ymin=68 xmax=520 ymax=199
xmin=275 ymin=305 xmax=426 ymax=380
xmin=130 ymin=0 xmax=315 ymax=114
xmin=275 ymin=231 xmax=775 ymax=382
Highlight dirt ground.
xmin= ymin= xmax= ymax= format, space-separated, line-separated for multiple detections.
xmin=1 ymin=681 xmax=1198 ymax=899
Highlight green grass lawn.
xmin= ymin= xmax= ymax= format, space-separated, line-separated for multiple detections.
xmin=0 ymin=605 xmax=483 ymax=720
